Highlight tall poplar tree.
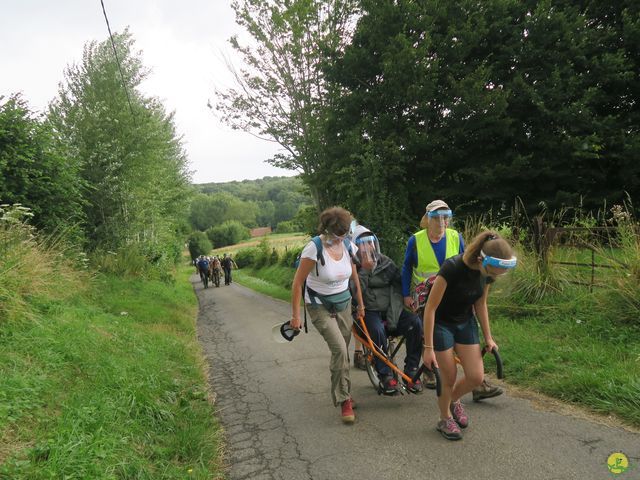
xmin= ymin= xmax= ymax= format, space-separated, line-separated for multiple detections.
xmin=49 ymin=30 xmax=191 ymax=253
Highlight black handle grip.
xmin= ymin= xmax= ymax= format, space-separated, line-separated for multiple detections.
xmin=482 ymin=346 xmax=504 ymax=379
xmin=413 ymin=363 xmax=442 ymax=397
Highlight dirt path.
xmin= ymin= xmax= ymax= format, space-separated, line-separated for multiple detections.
xmin=194 ymin=275 xmax=640 ymax=480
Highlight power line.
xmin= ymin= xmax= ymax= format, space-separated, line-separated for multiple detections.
xmin=99 ymin=0 xmax=137 ymax=125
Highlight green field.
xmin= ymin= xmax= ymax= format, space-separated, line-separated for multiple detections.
xmin=211 ymin=232 xmax=308 ymax=257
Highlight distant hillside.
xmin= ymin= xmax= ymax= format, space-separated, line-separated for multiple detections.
xmin=190 ymin=176 xmax=313 ymax=231
xmin=196 ymin=175 xmax=310 ymax=203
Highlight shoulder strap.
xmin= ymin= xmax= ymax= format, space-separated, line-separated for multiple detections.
xmin=343 ymin=237 xmax=355 ymax=262
xmin=311 ymin=236 xmax=324 ymax=264
xmin=311 ymin=236 xmax=323 ymax=275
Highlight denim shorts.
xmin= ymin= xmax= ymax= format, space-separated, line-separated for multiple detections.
xmin=433 ymin=317 xmax=480 ymax=352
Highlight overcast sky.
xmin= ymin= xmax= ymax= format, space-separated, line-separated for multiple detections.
xmin=0 ymin=0 xmax=294 ymax=184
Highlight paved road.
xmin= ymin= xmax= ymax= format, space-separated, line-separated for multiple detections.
xmin=194 ymin=276 xmax=640 ymax=480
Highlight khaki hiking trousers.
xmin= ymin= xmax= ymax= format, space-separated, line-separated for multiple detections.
xmin=307 ymin=304 xmax=353 ymax=407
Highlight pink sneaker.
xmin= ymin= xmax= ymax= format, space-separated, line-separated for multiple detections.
xmin=436 ymin=417 xmax=462 ymax=440
xmin=450 ymin=401 xmax=469 ymax=428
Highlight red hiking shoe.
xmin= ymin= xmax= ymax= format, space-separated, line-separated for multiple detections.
xmin=341 ymin=398 xmax=355 ymax=423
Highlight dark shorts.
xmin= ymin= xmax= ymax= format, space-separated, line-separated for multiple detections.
xmin=433 ymin=317 xmax=479 ymax=352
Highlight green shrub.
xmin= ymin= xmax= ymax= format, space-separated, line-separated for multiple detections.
xmin=0 ymin=204 xmax=90 ymax=322
xmin=206 ymin=220 xmax=250 ymax=248
xmin=280 ymin=245 xmax=303 ymax=267
xmin=270 ymin=248 xmax=279 ymax=265
xmin=187 ymin=231 xmax=212 ymax=259
xmin=293 ymin=205 xmax=318 ymax=235
xmin=275 ymin=220 xmax=299 ymax=233
xmin=252 ymin=237 xmax=271 ymax=269
xmin=234 ymin=247 xmax=260 ymax=268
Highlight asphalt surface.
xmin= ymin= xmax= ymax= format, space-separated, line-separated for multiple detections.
xmin=194 ymin=275 xmax=640 ymax=480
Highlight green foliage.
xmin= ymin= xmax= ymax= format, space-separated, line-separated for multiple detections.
xmin=250 ymin=237 xmax=271 ymax=269
xmin=280 ymin=245 xmax=304 ymax=268
xmin=187 ymin=231 xmax=212 ymax=259
xmin=275 ymin=219 xmax=299 ymax=233
xmin=205 ymin=220 xmax=250 ymax=248
xmin=0 ymin=205 xmax=89 ymax=322
xmin=190 ymin=176 xmax=312 ymax=232
xmin=0 ymin=95 xmax=85 ymax=239
xmin=292 ymin=204 xmax=319 ymax=235
xmin=216 ymin=0 xmax=359 ymax=207
xmin=189 ymin=191 xmax=258 ymax=231
xmin=506 ymin=248 xmax=569 ymax=304
xmin=91 ymin=241 xmax=181 ymax=283
xmin=0 ymin=268 xmax=222 ymax=478
xmin=320 ymin=0 xmax=640 ymax=242
xmin=48 ymin=29 xmax=191 ymax=255
xmin=594 ymin=207 xmax=640 ymax=324
xmin=234 ymin=247 xmax=260 ymax=269
xmin=197 ymin=176 xmax=313 ymax=228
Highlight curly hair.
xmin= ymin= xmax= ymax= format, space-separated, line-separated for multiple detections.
xmin=317 ymin=206 xmax=352 ymax=236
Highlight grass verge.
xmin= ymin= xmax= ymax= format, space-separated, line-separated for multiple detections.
xmin=0 ymin=266 xmax=222 ymax=479
xmin=233 ymin=267 xmax=293 ymax=303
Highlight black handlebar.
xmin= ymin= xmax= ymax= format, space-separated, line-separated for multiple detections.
xmin=482 ymin=346 xmax=504 ymax=379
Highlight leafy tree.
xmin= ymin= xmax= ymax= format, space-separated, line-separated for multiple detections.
xmin=205 ymin=220 xmax=250 ymax=248
xmin=214 ymin=0 xmax=358 ymax=207
xmin=187 ymin=231 xmax=212 ymax=259
xmin=324 ymin=0 xmax=639 ymax=235
xmin=49 ymin=30 xmax=191 ymax=253
xmin=194 ymin=176 xmax=312 ymax=228
xmin=189 ymin=191 xmax=258 ymax=230
xmin=0 ymin=94 xmax=85 ymax=237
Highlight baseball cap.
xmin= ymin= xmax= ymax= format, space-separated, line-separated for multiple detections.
xmin=425 ymin=200 xmax=450 ymax=213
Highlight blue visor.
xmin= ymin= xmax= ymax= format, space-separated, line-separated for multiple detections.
xmin=481 ymin=251 xmax=517 ymax=269
xmin=355 ymin=234 xmax=377 ymax=245
xmin=427 ymin=209 xmax=453 ymax=218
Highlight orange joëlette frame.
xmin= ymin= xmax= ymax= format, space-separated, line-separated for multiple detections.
xmin=351 ymin=313 xmax=414 ymax=384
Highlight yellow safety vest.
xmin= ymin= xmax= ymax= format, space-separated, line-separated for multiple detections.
xmin=412 ymin=228 xmax=460 ymax=287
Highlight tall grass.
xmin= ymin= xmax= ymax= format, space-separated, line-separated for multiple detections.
xmin=0 ymin=204 xmax=89 ymax=322
xmin=593 ymin=207 xmax=640 ymax=325
xmin=0 ymin=264 xmax=222 ymax=479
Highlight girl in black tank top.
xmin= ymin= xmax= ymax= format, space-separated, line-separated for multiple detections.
xmin=422 ymin=231 xmax=517 ymax=440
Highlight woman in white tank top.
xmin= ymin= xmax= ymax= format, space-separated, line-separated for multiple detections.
xmin=291 ymin=207 xmax=365 ymax=424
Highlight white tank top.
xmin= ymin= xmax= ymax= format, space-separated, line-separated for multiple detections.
xmin=301 ymin=239 xmax=356 ymax=302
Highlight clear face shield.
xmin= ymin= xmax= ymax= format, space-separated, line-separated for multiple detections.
xmin=427 ymin=209 xmax=453 ymax=232
xmin=322 ymin=223 xmax=350 ymax=255
xmin=355 ymin=234 xmax=381 ymax=270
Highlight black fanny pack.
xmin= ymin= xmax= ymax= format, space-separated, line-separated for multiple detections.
xmin=307 ymin=286 xmax=352 ymax=314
